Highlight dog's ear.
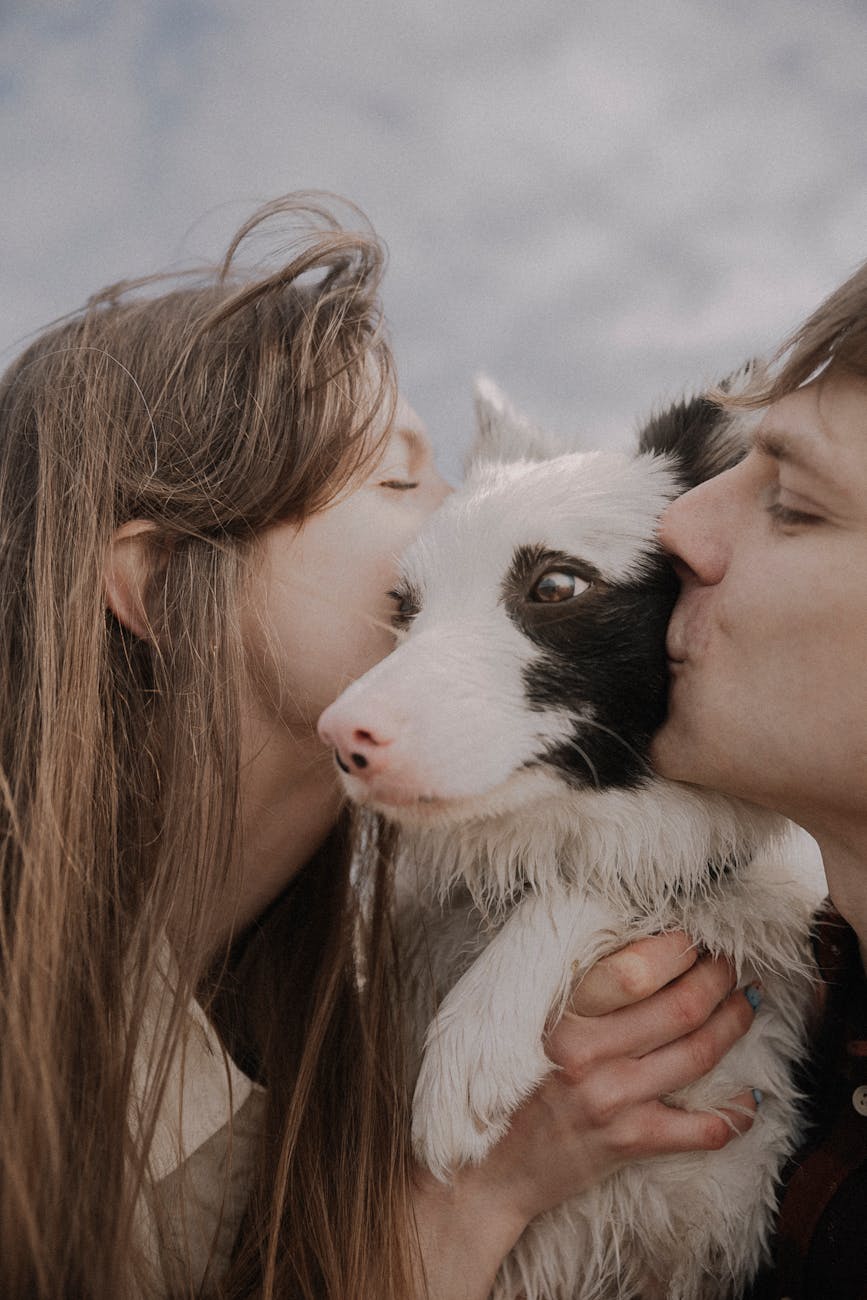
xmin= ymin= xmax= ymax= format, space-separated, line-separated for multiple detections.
xmin=637 ymin=365 xmax=760 ymax=490
xmin=467 ymin=375 xmax=565 ymax=470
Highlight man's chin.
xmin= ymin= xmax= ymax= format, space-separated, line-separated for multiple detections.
xmin=648 ymin=718 xmax=694 ymax=783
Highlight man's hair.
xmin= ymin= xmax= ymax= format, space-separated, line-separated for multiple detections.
xmin=717 ymin=259 xmax=867 ymax=409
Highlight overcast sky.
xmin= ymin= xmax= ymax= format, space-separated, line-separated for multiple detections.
xmin=3 ymin=0 xmax=867 ymax=477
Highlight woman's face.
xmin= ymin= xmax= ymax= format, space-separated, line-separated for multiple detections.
xmin=652 ymin=369 xmax=867 ymax=835
xmin=245 ymin=397 xmax=451 ymax=732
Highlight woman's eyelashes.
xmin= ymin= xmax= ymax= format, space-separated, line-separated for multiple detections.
xmin=380 ymin=479 xmax=420 ymax=491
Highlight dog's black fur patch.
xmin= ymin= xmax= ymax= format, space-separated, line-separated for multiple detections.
xmin=638 ymin=392 xmax=749 ymax=489
xmin=502 ymin=543 xmax=678 ymax=789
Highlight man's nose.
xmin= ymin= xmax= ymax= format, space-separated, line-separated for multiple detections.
xmin=657 ymin=473 xmax=736 ymax=588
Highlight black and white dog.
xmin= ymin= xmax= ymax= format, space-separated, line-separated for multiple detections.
xmin=318 ymin=382 xmax=822 ymax=1299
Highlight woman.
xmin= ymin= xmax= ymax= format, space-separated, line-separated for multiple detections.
xmin=652 ymin=269 xmax=867 ymax=1297
xmin=0 ymin=194 xmax=757 ymax=1299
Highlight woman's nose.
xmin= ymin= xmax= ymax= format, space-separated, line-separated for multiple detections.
xmin=433 ymin=471 xmax=454 ymax=508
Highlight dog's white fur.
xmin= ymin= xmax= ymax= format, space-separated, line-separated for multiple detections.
xmin=325 ymin=385 xmax=823 ymax=1299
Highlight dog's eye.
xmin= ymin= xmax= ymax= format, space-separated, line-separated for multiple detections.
xmin=530 ymin=569 xmax=590 ymax=603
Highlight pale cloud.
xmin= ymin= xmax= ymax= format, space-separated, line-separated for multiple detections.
xmin=2 ymin=0 xmax=867 ymax=477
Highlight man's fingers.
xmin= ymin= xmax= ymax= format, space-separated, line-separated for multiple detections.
xmin=568 ymin=988 xmax=757 ymax=1121
xmin=570 ymin=932 xmax=699 ymax=1017
xmin=634 ymin=987 xmax=757 ymax=1097
xmin=612 ymin=1089 xmax=759 ymax=1160
xmin=551 ymin=955 xmax=738 ymax=1073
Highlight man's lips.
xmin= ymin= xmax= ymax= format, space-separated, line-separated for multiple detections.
xmin=665 ymin=604 xmax=692 ymax=664
xmin=665 ymin=629 xmax=687 ymax=663
xmin=665 ymin=585 xmax=716 ymax=666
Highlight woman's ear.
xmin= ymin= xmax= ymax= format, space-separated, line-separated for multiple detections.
xmin=103 ymin=520 xmax=166 ymax=640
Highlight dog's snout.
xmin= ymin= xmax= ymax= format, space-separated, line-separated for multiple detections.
xmin=336 ymin=726 xmax=390 ymax=774
xmin=318 ymin=704 xmax=396 ymax=781
xmin=351 ymin=726 xmax=379 ymax=752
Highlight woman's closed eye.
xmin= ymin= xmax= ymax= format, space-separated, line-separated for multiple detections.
xmin=380 ymin=479 xmax=419 ymax=491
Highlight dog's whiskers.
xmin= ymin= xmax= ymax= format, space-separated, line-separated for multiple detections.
xmin=576 ymin=716 xmax=652 ymax=773
xmin=556 ymin=735 xmax=602 ymax=789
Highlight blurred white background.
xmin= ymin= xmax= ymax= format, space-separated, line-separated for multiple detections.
xmin=2 ymin=0 xmax=866 ymax=477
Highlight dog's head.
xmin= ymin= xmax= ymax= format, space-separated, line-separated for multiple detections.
xmin=318 ymin=380 xmax=747 ymax=829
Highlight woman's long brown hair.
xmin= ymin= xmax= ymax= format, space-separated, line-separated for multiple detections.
xmin=0 ymin=196 xmax=417 ymax=1298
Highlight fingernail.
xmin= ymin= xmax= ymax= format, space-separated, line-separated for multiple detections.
xmin=751 ymin=1088 xmax=764 ymax=1106
xmin=744 ymin=984 xmax=762 ymax=1012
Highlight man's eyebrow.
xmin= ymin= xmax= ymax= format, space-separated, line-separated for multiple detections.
xmin=753 ymin=426 xmax=847 ymax=491
xmin=752 ymin=427 xmax=829 ymax=477
xmin=752 ymin=428 xmax=794 ymax=460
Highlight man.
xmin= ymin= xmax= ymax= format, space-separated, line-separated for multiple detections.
xmin=650 ymin=274 xmax=867 ymax=1298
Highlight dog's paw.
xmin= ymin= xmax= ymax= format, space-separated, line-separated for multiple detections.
xmin=411 ymin=1050 xmax=508 ymax=1178
xmin=411 ymin=1011 xmax=551 ymax=1179
xmin=411 ymin=1093 xmax=506 ymax=1179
